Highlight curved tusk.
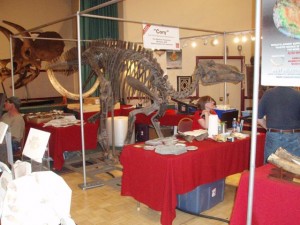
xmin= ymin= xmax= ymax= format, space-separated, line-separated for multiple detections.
xmin=47 ymin=69 xmax=100 ymax=100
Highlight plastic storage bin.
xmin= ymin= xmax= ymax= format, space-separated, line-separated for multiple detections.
xmin=177 ymin=102 xmax=197 ymax=115
xmin=177 ymin=179 xmax=225 ymax=214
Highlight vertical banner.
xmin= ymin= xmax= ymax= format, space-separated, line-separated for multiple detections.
xmin=261 ymin=0 xmax=300 ymax=86
xmin=142 ymin=24 xmax=180 ymax=50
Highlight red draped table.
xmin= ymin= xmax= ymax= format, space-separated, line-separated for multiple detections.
xmin=25 ymin=121 xmax=99 ymax=170
xmin=230 ymin=164 xmax=300 ymax=225
xmin=24 ymin=108 xmax=192 ymax=171
xmin=120 ymin=134 xmax=265 ymax=225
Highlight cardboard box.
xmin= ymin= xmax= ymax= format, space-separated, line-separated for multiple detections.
xmin=177 ymin=179 xmax=225 ymax=214
xmin=148 ymin=126 xmax=174 ymax=139
xmin=84 ymin=97 xmax=100 ymax=105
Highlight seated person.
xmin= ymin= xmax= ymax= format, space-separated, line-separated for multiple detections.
xmin=192 ymin=95 xmax=217 ymax=130
xmin=0 ymin=96 xmax=25 ymax=154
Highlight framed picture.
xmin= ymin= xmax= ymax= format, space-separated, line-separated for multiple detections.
xmin=177 ymin=76 xmax=192 ymax=92
xmin=167 ymin=50 xmax=182 ymax=69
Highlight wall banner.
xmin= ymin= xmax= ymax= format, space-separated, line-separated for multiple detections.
xmin=142 ymin=24 xmax=180 ymax=50
xmin=261 ymin=0 xmax=300 ymax=86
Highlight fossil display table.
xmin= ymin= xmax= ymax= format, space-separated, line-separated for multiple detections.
xmin=230 ymin=163 xmax=300 ymax=225
xmin=120 ymin=134 xmax=265 ymax=225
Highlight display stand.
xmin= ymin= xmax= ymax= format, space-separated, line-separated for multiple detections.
xmin=22 ymin=143 xmax=51 ymax=172
xmin=5 ymin=132 xmax=13 ymax=167
xmin=22 ymin=128 xmax=51 ymax=172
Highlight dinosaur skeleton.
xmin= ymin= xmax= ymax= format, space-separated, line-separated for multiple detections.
xmin=47 ymin=39 xmax=244 ymax=159
xmin=0 ymin=20 xmax=65 ymax=90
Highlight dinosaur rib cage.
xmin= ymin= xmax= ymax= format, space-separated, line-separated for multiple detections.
xmin=47 ymin=39 xmax=197 ymax=104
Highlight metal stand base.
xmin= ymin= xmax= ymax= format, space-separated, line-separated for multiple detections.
xmin=78 ymin=181 xmax=104 ymax=190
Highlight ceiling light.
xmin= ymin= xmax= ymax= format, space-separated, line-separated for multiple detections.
xmin=241 ymin=35 xmax=248 ymax=43
xmin=233 ymin=36 xmax=240 ymax=43
xmin=211 ymin=38 xmax=219 ymax=46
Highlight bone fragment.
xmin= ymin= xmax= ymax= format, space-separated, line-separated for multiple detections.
xmin=268 ymin=154 xmax=300 ymax=176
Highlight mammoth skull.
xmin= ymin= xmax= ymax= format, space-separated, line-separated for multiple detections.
xmin=0 ymin=20 xmax=65 ymax=89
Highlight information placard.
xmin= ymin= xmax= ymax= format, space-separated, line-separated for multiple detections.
xmin=142 ymin=24 xmax=180 ymax=50
xmin=23 ymin=128 xmax=51 ymax=163
xmin=261 ymin=0 xmax=300 ymax=86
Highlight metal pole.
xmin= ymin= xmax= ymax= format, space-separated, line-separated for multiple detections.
xmin=9 ymin=36 xmax=14 ymax=96
xmin=80 ymin=0 xmax=124 ymax=15
xmin=76 ymin=12 xmax=87 ymax=187
xmin=76 ymin=11 xmax=104 ymax=190
xmin=11 ymin=0 xmax=122 ymax=36
xmin=246 ymin=0 xmax=262 ymax=224
xmin=81 ymin=13 xmax=225 ymax=34
xmin=223 ymin=33 xmax=227 ymax=106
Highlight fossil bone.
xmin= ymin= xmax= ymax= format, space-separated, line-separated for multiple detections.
xmin=0 ymin=20 xmax=65 ymax=89
xmin=268 ymin=147 xmax=300 ymax=176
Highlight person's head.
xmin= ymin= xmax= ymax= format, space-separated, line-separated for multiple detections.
xmin=5 ymin=96 xmax=21 ymax=112
xmin=197 ymin=95 xmax=216 ymax=110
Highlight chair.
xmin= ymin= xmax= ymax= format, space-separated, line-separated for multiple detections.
xmin=177 ymin=117 xmax=193 ymax=132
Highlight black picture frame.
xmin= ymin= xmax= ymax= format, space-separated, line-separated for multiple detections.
xmin=177 ymin=76 xmax=192 ymax=92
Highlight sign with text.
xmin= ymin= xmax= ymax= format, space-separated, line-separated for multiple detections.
xmin=261 ymin=0 xmax=300 ymax=86
xmin=142 ymin=24 xmax=180 ymax=50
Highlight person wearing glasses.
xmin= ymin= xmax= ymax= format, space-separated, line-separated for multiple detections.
xmin=257 ymin=86 xmax=300 ymax=162
xmin=1 ymin=96 xmax=25 ymax=154
xmin=192 ymin=95 xmax=217 ymax=130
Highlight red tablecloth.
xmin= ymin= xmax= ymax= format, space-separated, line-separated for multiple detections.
xmin=82 ymin=108 xmax=192 ymax=127
xmin=25 ymin=121 xmax=99 ymax=170
xmin=121 ymin=108 xmax=193 ymax=126
xmin=24 ymin=108 xmax=192 ymax=171
xmin=120 ymin=134 xmax=265 ymax=225
xmin=230 ymin=164 xmax=300 ymax=225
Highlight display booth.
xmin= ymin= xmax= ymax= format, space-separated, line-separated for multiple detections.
xmin=7 ymin=1 xmax=263 ymax=224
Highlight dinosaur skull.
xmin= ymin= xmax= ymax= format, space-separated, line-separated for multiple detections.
xmin=0 ymin=20 xmax=65 ymax=88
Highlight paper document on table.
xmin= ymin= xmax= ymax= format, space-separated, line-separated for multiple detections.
xmin=43 ymin=117 xmax=81 ymax=127
xmin=22 ymin=128 xmax=51 ymax=163
xmin=183 ymin=129 xmax=207 ymax=136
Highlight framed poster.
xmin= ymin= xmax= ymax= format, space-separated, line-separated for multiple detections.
xmin=177 ymin=76 xmax=192 ymax=91
xmin=261 ymin=0 xmax=300 ymax=86
xmin=167 ymin=50 xmax=182 ymax=69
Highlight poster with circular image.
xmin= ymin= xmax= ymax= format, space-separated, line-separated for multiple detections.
xmin=261 ymin=0 xmax=300 ymax=86
xmin=273 ymin=0 xmax=300 ymax=39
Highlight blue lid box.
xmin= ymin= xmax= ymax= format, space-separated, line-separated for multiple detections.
xmin=177 ymin=179 xmax=225 ymax=214
xmin=214 ymin=108 xmax=237 ymax=119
